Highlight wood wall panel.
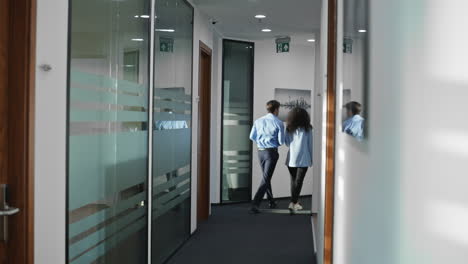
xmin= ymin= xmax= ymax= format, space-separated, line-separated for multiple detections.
xmin=324 ymin=0 xmax=337 ymax=263
xmin=0 ymin=0 xmax=10 ymax=262
xmin=0 ymin=0 xmax=10 ymax=185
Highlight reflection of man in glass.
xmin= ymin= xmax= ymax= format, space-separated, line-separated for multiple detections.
xmin=155 ymin=109 xmax=188 ymax=130
xmin=342 ymin=101 xmax=364 ymax=141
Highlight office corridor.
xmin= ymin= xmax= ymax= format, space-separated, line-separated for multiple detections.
xmin=167 ymin=198 xmax=316 ymax=264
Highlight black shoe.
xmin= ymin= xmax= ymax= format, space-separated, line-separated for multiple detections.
xmin=249 ymin=206 xmax=260 ymax=214
xmin=269 ymin=201 xmax=278 ymax=209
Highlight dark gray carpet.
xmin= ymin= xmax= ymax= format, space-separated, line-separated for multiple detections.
xmin=166 ymin=197 xmax=316 ymax=264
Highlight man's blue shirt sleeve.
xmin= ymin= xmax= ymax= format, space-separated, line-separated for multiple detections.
xmin=249 ymin=121 xmax=257 ymax=142
xmin=278 ymin=121 xmax=285 ymax=146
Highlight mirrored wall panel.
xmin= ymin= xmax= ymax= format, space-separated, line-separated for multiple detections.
xmin=221 ymin=40 xmax=254 ymax=203
xmin=151 ymin=0 xmax=193 ymax=263
xmin=68 ymin=0 xmax=150 ymax=263
xmin=341 ymin=0 xmax=368 ymax=141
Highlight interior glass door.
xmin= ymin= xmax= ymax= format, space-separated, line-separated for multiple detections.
xmin=221 ymin=40 xmax=255 ymax=203
xmin=151 ymin=0 xmax=194 ymax=263
xmin=67 ymin=0 xmax=151 ymax=263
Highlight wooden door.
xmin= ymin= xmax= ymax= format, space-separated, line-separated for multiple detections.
xmin=197 ymin=41 xmax=212 ymax=223
xmin=0 ymin=0 xmax=35 ymax=263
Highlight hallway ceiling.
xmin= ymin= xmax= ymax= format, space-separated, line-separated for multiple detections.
xmin=193 ymin=0 xmax=322 ymax=41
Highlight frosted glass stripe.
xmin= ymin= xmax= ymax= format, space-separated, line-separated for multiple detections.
xmin=69 ymin=206 xmax=139 ymax=245
xmin=69 ymin=183 xmax=144 ymax=224
xmin=69 ymin=216 xmax=146 ymax=264
xmin=152 ymin=165 xmax=191 ymax=183
xmin=69 ymin=208 xmax=145 ymax=259
xmin=223 ymin=150 xmax=250 ymax=155
xmin=223 ymin=155 xmax=251 ymax=161
xmin=70 ymin=111 xmax=148 ymax=122
xmin=69 ymin=133 xmax=147 ymax=210
xmin=71 ymin=88 xmax=147 ymax=108
xmin=71 ymin=101 xmax=146 ymax=113
xmin=153 ymin=172 xmax=190 ymax=194
xmin=153 ymin=191 xmax=190 ymax=219
xmin=154 ymin=99 xmax=191 ymax=112
xmin=154 ymin=182 xmax=190 ymax=205
xmin=70 ymin=71 xmax=147 ymax=94
xmin=223 ymin=161 xmax=250 ymax=166
xmin=223 ymin=115 xmax=251 ymax=121
xmin=223 ymin=108 xmax=250 ymax=114
xmin=69 ymin=192 xmax=146 ymax=238
xmin=223 ymin=120 xmax=251 ymax=126
xmin=154 ymin=88 xmax=191 ymax=101
xmin=223 ymin=102 xmax=249 ymax=108
xmin=152 ymin=129 xmax=191 ymax=176
xmin=223 ymin=168 xmax=251 ymax=174
xmin=70 ymin=121 xmax=148 ymax=135
xmin=154 ymin=112 xmax=190 ymax=122
xmin=70 ymin=82 xmax=145 ymax=97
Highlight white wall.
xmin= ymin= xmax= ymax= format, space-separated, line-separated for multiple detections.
xmin=35 ymin=0 xmax=68 ymax=263
xmin=209 ymin=31 xmax=223 ymax=204
xmin=398 ymin=0 xmax=468 ymax=263
xmin=332 ymin=0 xmax=400 ymax=263
xmin=252 ymin=39 xmax=316 ymax=199
xmin=332 ymin=0 xmax=468 ymax=264
xmin=315 ymin=0 xmax=328 ymax=262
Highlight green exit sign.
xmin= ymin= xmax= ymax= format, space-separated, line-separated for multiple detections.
xmin=276 ymin=37 xmax=291 ymax=53
xmin=160 ymin=37 xmax=174 ymax=53
xmin=277 ymin=42 xmax=290 ymax=53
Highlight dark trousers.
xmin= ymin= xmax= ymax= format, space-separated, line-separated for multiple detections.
xmin=287 ymin=167 xmax=308 ymax=204
xmin=253 ymin=149 xmax=279 ymax=206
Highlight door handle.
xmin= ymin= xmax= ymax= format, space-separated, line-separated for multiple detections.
xmin=0 ymin=184 xmax=20 ymax=241
xmin=0 ymin=207 xmax=20 ymax=216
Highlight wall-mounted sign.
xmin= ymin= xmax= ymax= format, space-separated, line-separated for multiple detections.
xmin=343 ymin=38 xmax=353 ymax=54
xmin=160 ymin=37 xmax=174 ymax=53
xmin=276 ymin=37 xmax=291 ymax=53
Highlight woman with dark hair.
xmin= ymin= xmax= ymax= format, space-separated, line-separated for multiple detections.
xmin=285 ymin=107 xmax=313 ymax=213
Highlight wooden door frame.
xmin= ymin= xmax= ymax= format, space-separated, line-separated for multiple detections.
xmin=197 ymin=41 xmax=212 ymax=223
xmin=323 ymin=0 xmax=338 ymax=263
xmin=0 ymin=0 xmax=36 ymax=263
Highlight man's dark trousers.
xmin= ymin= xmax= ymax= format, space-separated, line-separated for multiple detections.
xmin=253 ymin=148 xmax=279 ymax=206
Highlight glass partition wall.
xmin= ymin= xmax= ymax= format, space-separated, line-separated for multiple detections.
xmin=67 ymin=0 xmax=193 ymax=263
xmin=221 ymin=40 xmax=254 ymax=203
xmin=151 ymin=0 xmax=193 ymax=263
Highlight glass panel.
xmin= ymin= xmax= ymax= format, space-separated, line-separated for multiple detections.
xmin=341 ymin=0 xmax=368 ymax=141
xmin=68 ymin=0 xmax=150 ymax=263
xmin=151 ymin=0 xmax=193 ymax=263
xmin=221 ymin=40 xmax=254 ymax=203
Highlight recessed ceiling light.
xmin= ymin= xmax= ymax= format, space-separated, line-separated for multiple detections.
xmin=156 ymin=29 xmax=175 ymax=32
xmin=358 ymin=29 xmax=367 ymax=33
xmin=140 ymin=15 xmax=150 ymax=18
xmin=261 ymin=28 xmax=272 ymax=32
xmin=307 ymin=39 xmax=316 ymax=42
xmin=134 ymin=15 xmax=140 ymax=18
xmin=255 ymin=14 xmax=266 ymax=19
xmin=131 ymin=38 xmax=144 ymax=41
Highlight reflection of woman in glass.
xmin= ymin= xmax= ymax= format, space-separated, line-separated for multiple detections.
xmin=342 ymin=101 xmax=364 ymax=141
xmin=285 ymin=107 xmax=313 ymax=213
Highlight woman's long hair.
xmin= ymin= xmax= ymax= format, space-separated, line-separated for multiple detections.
xmin=286 ymin=107 xmax=312 ymax=133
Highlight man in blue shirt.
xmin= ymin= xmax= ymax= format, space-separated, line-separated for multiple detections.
xmin=249 ymin=100 xmax=285 ymax=213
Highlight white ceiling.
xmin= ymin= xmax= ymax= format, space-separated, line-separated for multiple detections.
xmin=193 ymin=0 xmax=322 ymax=41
